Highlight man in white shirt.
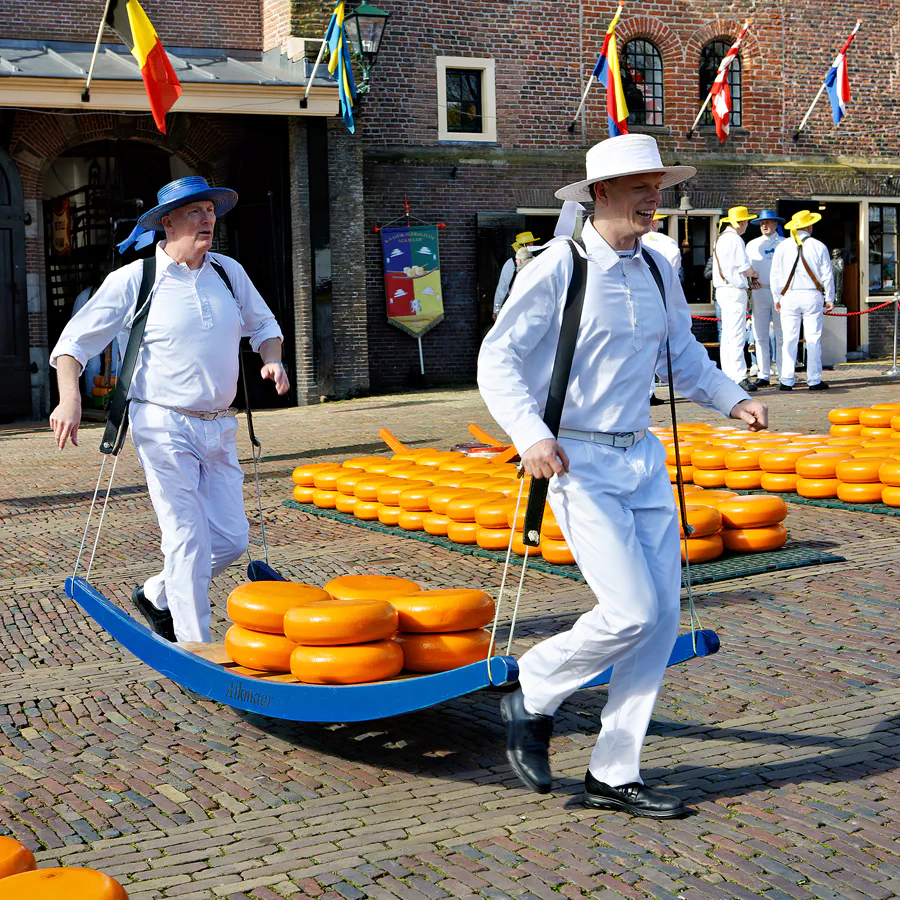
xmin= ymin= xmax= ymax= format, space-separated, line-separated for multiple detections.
xmin=711 ymin=207 xmax=760 ymax=391
xmin=478 ymin=135 xmax=768 ymax=818
xmin=641 ymin=213 xmax=682 ymax=279
xmin=49 ymin=176 xmax=289 ymax=643
xmin=745 ymin=210 xmax=786 ymax=387
xmin=493 ymin=231 xmax=541 ymax=319
xmin=770 ymin=210 xmax=835 ymax=391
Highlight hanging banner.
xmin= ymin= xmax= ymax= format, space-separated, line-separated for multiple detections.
xmin=381 ymin=225 xmax=444 ymax=337
xmin=51 ymin=197 xmax=71 ymax=256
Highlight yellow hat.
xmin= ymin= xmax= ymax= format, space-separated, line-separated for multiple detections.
xmin=515 ymin=231 xmax=540 ymax=245
xmin=652 ymin=212 xmax=667 ymax=221
xmin=719 ymin=206 xmax=758 ymax=229
xmin=784 ymin=210 xmax=822 ymax=232
xmin=511 ymin=241 xmax=521 ymax=252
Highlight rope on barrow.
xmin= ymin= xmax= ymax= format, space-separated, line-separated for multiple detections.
xmin=691 ymin=299 xmax=897 ymax=321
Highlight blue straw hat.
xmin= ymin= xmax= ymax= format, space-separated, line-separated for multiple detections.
xmin=756 ymin=209 xmax=786 ymax=224
xmin=138 ymin=176 xmax=238 ymax=232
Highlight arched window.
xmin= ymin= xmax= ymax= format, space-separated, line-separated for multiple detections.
xmin=699 ymin=39 xmax=742 ymax=127
xmin=622 ymin=39 xmax=664 ymax=127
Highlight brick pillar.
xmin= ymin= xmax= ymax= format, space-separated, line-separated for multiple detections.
xmin=327 ymin=122 xmax=369 ymax=398
xmin=287 ymin=118 xmax=318 ymax=405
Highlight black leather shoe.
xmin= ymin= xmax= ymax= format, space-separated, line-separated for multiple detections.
xmin=755 ymin=378 xmax=770 ymax=388
xmin=583 ymin=771 xmax=689 ymax=819
xmin=649 ymin=394 xmax=667 ymax=406
xmin=808 ymin=381 xmax=830 ymax=391
xmin=779 ymin=383 xmax=793 ymax=391
xmin=500 ymin=690 xmax=553 ymax=793
xmin=132 ymin=585 xmax=177 ymax=642
xmin=738 ymin=379 xmax=758 ymax=392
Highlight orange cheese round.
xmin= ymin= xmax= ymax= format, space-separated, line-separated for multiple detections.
xmin=827 ymin=407 xmax=865 ymax=425
xmin=391 ymin=449 xmax=435 ymax=462
xmin=725 ymin=449 xmax=763 ymax=471
xmin=416 ymin=451 xmax=465 ymax=468
xmin=324 ymin=574 xmax=421 ymax=602
xmin=796 ymin=477 xmax=840 ymax=498
xmin=364 ymin=460 xmax=417 ymax=477
xmin=724 ymin=469 xmax=764 ymax=490
xmin=690 ymin=447 xmax=730 ymax=470
xmin=860 ymin=426 xmax=894 ymax=439
xmin=227 ymin=582 xmax=331 ymax=634
xmin=477 ymin=527 xmax=514 ymax=550
xmin=829 ymin=423 xmax=864 ymax=437
xmin=892 ymin=414 xmax=900 ymax=432
xmin=692 ymin=468 xmax=730 ymax=488
xmin=283 ymin=598 xmax=398 ymax=645
xmin=429 ymin=487 xmax=484 ymax=515
xmin=851 ymin=448 xmax=898 ymax=458
xmin=511 ymin=531 xmax=540 ymax=554
xmin=312 ymin=489 xmax=339 ymax=509
xmin=758 ymin=449 xmax=812 ymax=473
xmin=423 ymin=512 xmax=451 ymax=535
xmin=474 ymin=499 xmax=517 ymax=528
xmin=0 ymin=838 xmax=36 ymax=879
xmin=395 ymin=629 xmax=492 ymax=673
xmin=882 ymin=485 xmax=900 ymax=506
xmin=398 ymin=510 xmax=427 ymax=530
xmin=722 ymin=523 xmax=788 ymax=553
xmin=836 ymin=457 xmax=891 ymax=483
xmin=760 ymin=472 xmax=800 ymax=493
xmin=292 ymin=462 xmax=341 ymax=486
xmin=0 ymin=869 xmax=128 ymax=900
xmin=679 ymin=488 xmax=739 ymax=507
xmin=378 ymin=505 xmax=402 ymax=526
xmin=292 ymin=485 xmax=315 ymax=503
xmin=354 ymin=500 xmax=381 ymax=520
xmin=225 ymin=625 xmax=297 ymax=672
xmin=447 ymin=521 xmax=480 ymax=544
xmin=681 ymin=533 xmax=723 ymax=563
xmin=717 ymin=495 xmax=787 ymax=528
xmin=353 ymin=475 xmax=394 ymax=501
xmin=290 ymin=640 xmax=404 ymax=684
xmin=665 ymin=444 xmax=698 ymax=465
xmin=795 ymin=451 xmax=852 ymax=477
xmin=461 ymin=477 xmax=510 ymax=491
xmin=335 ymin=470 xmax=370 ymax=495
xmin=837 ymin=481 xmax=886 ymax=503
xmin=879 ymin=460 xmax=900 ymax=486
xmin=447 ymin=491 xmax=506 ymax=522
xmin=343 ymin=455 xmax=391 ymax=470
xmin=335 ymin=494 xmax=358 ymax=514
xmin=666 ymin=463 xmax=694 ymax=483
xmin=872 ymin=402 xmax=900 ymax=410
xmin=859 ymin=409 xmax=894 ymax=428
xmin=313 ymin=466 xmax=361 ymax=490
xmin=540 ymin=506 xmax=564 ymax=540
xmin=680 ymin=504 xmax=722 ymax=538
xmin=431 ymin=471 xmax=480 ymax=489
xmin=398 ymin=485 xmax=438 ymax=511
xmin=489 ymin=480 xmax=531 ymax=499
xmin=377 ymin=478 xmax=432 ymax=506
xmin=437 ymin=457 xmax=487 ymax=472
xmin=825 ymin=436 xmax=866 ymax=447
xmin=390 ymin=589 xmax=494 ymax=632
xmin=541 ymin=538 xmax=575 ymax=564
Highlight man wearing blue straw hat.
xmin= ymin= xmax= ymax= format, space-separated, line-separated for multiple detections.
xmin=49 ymin=176 xmax=289 ymax=643
xmin=746 ymin=210 xmax=786 ymax=387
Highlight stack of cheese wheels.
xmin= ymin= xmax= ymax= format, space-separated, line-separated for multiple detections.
xmin=291 ymin=462 xmax=344 ymax=504
xmin=758 ymin=447 xmax=815 ymax=493
xmin=795 ymin=450 xmax=851 ymax=498
xmin=679 ymin=502 xmax=724 ymax=562
xmin=225 ymin=582 xmax=333 ymax=673
xmin=717 ymin=495 xmax=788 ymax=552
xmin=835 ymin=455 xmax=894 ymax=504
xmin=0 ymin=867 xmax=128 ymax=899
xmin=389 ymin=588 xmax=495 ymax=673
xmin=0 ymin=838 xmax=36 ymax=879
xmin=879 ymin=458 xmax=900 ymax=507
xmin=691 ymin=443 xmax=742 ymax=488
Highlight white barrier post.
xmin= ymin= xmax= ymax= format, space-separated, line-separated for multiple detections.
xmin=885 ymin=291 xmax=900 ymax=377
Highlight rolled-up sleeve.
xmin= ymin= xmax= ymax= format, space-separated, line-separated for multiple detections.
xmin=217 ymin=257 xmax=284 ymax=352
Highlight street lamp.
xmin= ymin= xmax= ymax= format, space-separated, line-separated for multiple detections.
xmin=343 ymin=1 xmax=391 ymax=92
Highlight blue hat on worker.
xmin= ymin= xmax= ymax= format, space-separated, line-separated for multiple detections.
xmin=138 ymin=176 xmax=238 ymax=232
xmin=756 ymin=209 xmax=786 ymax=224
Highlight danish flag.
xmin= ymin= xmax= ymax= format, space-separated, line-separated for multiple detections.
xmin=824 ymin=22 xmax=861 ymax=125
xmin=710 ymin=22 xmax=750 ymax=143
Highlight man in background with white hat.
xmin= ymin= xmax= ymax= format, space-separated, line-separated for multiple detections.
xmin=712 ymin=206 xmax=759 ymax=392
xmin=493 ymin=231 xmax=541 ymax=320
xmin=479 ymin=135 xmax=768 ymax=818
xmin=49 ymin=176 xmax=289 ymax=643
xmin=746 ymin=210 xmax=787 ymax=387
xmin=770 ymin=210 xmax=835 ymax=391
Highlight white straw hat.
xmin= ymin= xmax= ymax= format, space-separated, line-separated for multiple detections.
xmin=556 ymin=134 xmax=696 ymax=203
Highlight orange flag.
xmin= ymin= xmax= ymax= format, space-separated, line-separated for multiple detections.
xmin=106 ymin=0 xmax=182 ymax=132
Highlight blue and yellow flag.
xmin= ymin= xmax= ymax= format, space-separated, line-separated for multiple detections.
xmin=325 ymin=0 xmax=357 ymax=132
xmin=591 ymin=2 xmax=629 ymax=136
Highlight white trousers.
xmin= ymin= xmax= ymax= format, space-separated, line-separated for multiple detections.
xmin=779 ymin=290 xmax=824 ymax=387
xmin=517 ymin=434 xmax=681 ymax=787
xmin=715 ymin=287 xmax=749 ymax=383
xmin=751 ymin=288 xmax=782 ymax=380
xmin=130 ymin=402 xmax=249 ymax=642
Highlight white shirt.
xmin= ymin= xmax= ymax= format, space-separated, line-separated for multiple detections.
xmin=770 ymin=231 xmax=836 ymax=304
xmin=493 ymin=258 xmax=516 ymax=315
xmin=477 ymin=220 xmax=749 ymax=455
xmin=641 ymin=230 xmax=682 ymax=275
xmin=51 ymin=241 xmax=284 ymax=413
xmin=746 ymin=233 xmax=784 ymax=288
xmin=712 ymin=228 xmax=751 ymax=289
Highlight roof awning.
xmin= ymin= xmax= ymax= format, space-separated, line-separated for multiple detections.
xmin=0 ymin=40 xmax=338 ymax=117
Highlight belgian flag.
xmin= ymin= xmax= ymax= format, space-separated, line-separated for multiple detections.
xmin=106 ymin=0 xmax=182 ymax=133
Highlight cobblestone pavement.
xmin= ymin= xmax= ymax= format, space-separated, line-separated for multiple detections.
xmin=1 ymin=367 xmax=900 ymax=900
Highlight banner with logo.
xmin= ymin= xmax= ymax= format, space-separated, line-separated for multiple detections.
xmin=51 ymin=197 xmax=71 ymax=256
xmin=381 ymin=225 xmax=444 ymax=337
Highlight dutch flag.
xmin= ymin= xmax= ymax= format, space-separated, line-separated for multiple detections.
xmin=824 ymin=22 xmax=861 ymax=125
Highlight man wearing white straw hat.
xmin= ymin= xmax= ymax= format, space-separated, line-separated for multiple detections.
xmin=478 ymin=134 xmax=768 ymax=818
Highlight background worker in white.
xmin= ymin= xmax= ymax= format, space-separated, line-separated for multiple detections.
xmin=746 ymin=210 xmax=786 ymax=387
xmin=493 ymin=231 xmax=541 ymax=319
xmin=478 ymin=135 xmax=768 ymax=818
xmin=770 ymin=210 xmax=835 ymax=391
xmin=712 ymin=207 xmax=760 ymax=391
xmin=49 ymin=176 xmax=289 ymax=643
xmin=641 ymin=213 xmax=682 ymax=280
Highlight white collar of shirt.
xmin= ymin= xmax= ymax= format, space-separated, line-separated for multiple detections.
xmin=155 ymin=240 xmax=211 ymax=283
xmin=581 ymin=218 xmax=644 ymax=271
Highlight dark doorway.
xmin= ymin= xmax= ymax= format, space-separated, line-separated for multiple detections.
xmin=475 ymin=212 xmax=526 ymax=335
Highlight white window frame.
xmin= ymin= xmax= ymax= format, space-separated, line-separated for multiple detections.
xmin=436 ymin=56 xmax=497 ymax=143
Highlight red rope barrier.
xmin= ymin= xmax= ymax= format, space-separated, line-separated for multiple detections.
xmin=691 ymin=299 xmax=898 ymax=321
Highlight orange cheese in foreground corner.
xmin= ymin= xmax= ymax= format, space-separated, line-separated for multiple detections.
xmin=324 ymin=574 xmax=422 ymax=602
xmin=0 ymin=837 xmax=36 ymax=878
xmin=722 ymin=523 xmax=788 ymax=553
xmin=835 ymin=457 xmax=891 ymax=484
xmin=395 ymin=628 xmax=492 ymax=673
xmin=882 ymin=485 xmax=900 ymax=507
xmin=292 ymin=485 xmax=315 ymax=503
xmin=837 ymin=482 xmax=886 ymax=504
xmin=724 ymin=469 xmax=764 ymax=490
xmin=283 ymin=598 xmax=398 ymax=645
xmin=681 ymin=533 xmax=723 ymax=563
xmin=227 ymin=582 xmax=331 ymax=634
xmin=0 ymin=868 xmax=128 ymax=899
xmin=717 ymin=495 xmax=787 ymax=528
xmin=796 ymin=477 xmax=839 ymax=498
xmin=692 ymin=468 xmax=730 ymax=488
xmin=290 ymin=640 xmax=404 ymax=684
xmin=390 ymin=588 xmax=494 ymax=632
xmin=477 ymin=526 xmax=514 ymax=550
xmin=541 ymin=538 xmax=575 ymax=564
xmin=760 ymin=472 xmax=800 ymax=493
xmin=225 ymin=625 xmax=297 ymax=672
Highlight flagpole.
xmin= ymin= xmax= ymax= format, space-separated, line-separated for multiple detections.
xmin=301 ymin=37 xmax=329 ymax=108
xmin=81 ymin=0 xmax=113 ymax=103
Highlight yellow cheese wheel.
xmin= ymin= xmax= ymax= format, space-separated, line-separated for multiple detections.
xmin=437 ymin=457 xmax=488 ymax=472
xmin=395 ymin=629 xmax=492 ymax=673
xmin=837 ymin=481 xmax=886 ymax=503
xmin=313 ymin=466 xmax=362 ymax=490
xmin=0 ymin=869 xmax=128 ymax=900
xmin=324 ymin=574 xmax=421 ymax=602
xmin=825 ymin=436 xmax=866 ymax=447
xmin=795 ymin=451 xmax=852 ymax=477
xmin=343 ymin=455 xmax=391 ymax=470
xmin=447 ymin=521 xmax=480 ymax=544
xmin=665 ymin=444 xmax=699 ymax=465
xmin=836 ymin=457 xmax=891 ymax=483
xmin=743 ymin=437 xmax=792 ymax=450
xmin=353 ymin=475 xmax=393 ymax=501
xmin=796 ymin=477 xmax=840 ymax=498
xmin=690 ymin=447 xmax=730 ymax=470
xmin=428 ymin=487 xmax=484 ymax=515
xmin=227 ymin=582 xmax=331 ymax=634
xmin=335 ymin=494 xmax=358 ymax=514
xmin=398 ymin=485 xmax=438 ymax=511
xmin=353 ymin=500 xmax=381 ymax=520
xmin=398 ymin=510 xmax=427 ymax=530
xmin=879 ymin=460 xmax=900 ymax=486
xmin=760 ymin=472 xmax=800 ymax=493
xmin=458 ymin=477 xmax=505 ymax=492
xmin=725 ymin=449 xmax=764 ymax=470
xmin=758 ymin=449 xmax=813 ymax=473
xmin=851 ymin=448 xmax=899 ymax=459
xmin=0 ymin=838 xmax=36 ymax=879
xmin=717 ymin=495 xmax=788 ymax=528
xmin=225 ymin=625 xmax=297 ymax=672
xmin=541 ymin=538 xmax=575 ymax=564
xmin=882 ymin=485 xmax=900 ymax=506
xmin=722 ymin=523 xmax=788 ymax=553
xmin=423 ymin=512 xmax=451 ymax=535
xmin=365 ymin=460 xmax=417 ymax=476
xmin=283 ymin=598 xmax=398 ymax=645
xmin=429 ymin=471 xmax=476 ymax=488
xmin=447 ymin=491 xmax=506 ymax=522
xmin=829 ymin=423 xmax=864 ymax=437
xmin=827 ymin=407 xmax=865 ymax=425
xmin=859 ymin=409 xmax=894 ymax=428
xmin=477 ymin=526 xmax=514 ymax=550
xmin=489 ymin=480 xmax=531 ymax=499
xmin=377 ymin=478 xmax=433 ymax=506
xmin=292 ymin=462 xmax=342 ymax=486
xmin=860 ymin=426 xmax=894 ymax=439
xmin=681 ymin=533 xmax=724 ymax=563
xmin=893 ymin=414 xmax=900 ymax=432
xmin=707 ymin=439 xmax=745 ymax=449
xmin=540 ymin=505 xmax=564 ymax=540
xmin=680 ymin=504 xmax=722 ymax=538
xmin=383 ymin=466 xmax=428 ymax=481
xmin=680 ymin=489 xmax=738 ymax=507
xmin=390 ymin=589 xmax=494 ymax=632
xmin=391 ymin=449 xmax=435 ymax=462
xmin=511 ymin=531 xmax=540 ymax=554
xmin=312 ymin=489 xmax=339 ymax=509
xmin=335 ymin=470 xmax=370 ymax=495
xmin=416 ymin=451 xmax=465 ymax=467
xmin=666 ymin=463 xmax=694 ymax=483
xmin=474 ymin=498 xmax=517 ymax=528
xmin=378 ymin=505 xmax=402 ymax=526
xmin=872 ymin=402 xmax=900 ymax=410
xmin=692 ymin=468 xmax=730 ymax=488
xmin=860 ymin=439 xmax=900 ymax=449
xmin=724 ymin=469 xmax=764 ymax=490
xmin=290 ymin=640 xmax=404 ymax=684
xmin=292 ymin=485 xmax=315 ymax=503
